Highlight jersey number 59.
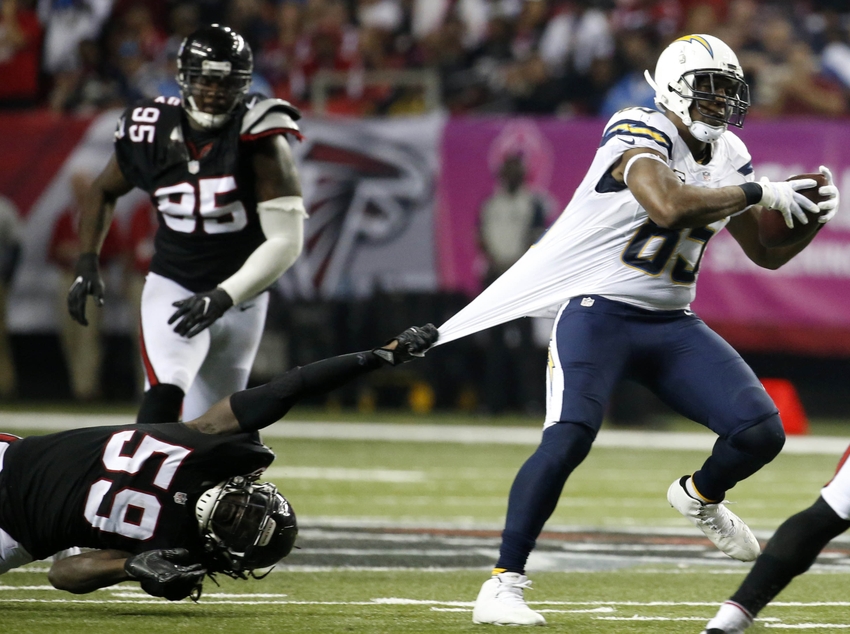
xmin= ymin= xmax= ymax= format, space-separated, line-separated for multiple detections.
xmin=83 ymin=431 xmax=191 ymax=540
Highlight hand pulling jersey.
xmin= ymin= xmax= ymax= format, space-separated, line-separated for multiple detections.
xmin=437 ymin=107 xmax=755 ymax=346
xmin=114 ymin=94 xmax=301 ymax=292
xmin=0 ymin=424 xmax=274 ymax=559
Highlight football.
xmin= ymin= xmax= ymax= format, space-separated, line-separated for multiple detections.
xmin=757 ymin=173 xmax=829 ymax=248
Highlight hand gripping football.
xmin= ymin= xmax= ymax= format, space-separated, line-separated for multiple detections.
xmin=758 ymin=173 xmax=829 ymax=248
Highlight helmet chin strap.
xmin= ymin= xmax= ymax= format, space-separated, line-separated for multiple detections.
xmin=186 ymin=95 xmax=230 ymax=129
xmin=688 ymin=120 xmax=725 ymax=143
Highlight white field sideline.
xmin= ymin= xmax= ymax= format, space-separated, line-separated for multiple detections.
xmin=0 ymin=412 xmax=845 ymax=455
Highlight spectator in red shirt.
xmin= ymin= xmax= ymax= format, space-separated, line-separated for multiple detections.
xmin=0 ymin=0 xmax=43 ymax=106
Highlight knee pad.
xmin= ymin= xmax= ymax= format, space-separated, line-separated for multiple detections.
xmin=539 ymin=422 xmax=595 ymax=473
xmin=728 ymin=414 xmax=786 ymax=463
xmin=136 ymin=383 xmax=185 ymax=425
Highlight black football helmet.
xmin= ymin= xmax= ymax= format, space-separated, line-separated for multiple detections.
xmin=195 ymin=476 xmax=297 ymax=578
xmin=176 ymin=24 xmax=253 ymax=129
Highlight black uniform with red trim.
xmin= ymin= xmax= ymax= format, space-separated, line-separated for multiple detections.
xmin=113 ymin=94 xmax=301 ymax=292
xmin=0 ymin=425 xmax=273 ymax=560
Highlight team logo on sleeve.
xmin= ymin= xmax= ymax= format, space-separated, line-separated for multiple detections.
xmin=600 ymin=120 xmax=673 ymax=157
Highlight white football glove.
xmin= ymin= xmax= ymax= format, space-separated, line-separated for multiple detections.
xmin=757 ymin=176 xmax=820 ymax=228
xmin=817 ymin=165 xmax=839 ymax=224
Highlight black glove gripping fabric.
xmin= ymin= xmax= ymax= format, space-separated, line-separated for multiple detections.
xmin=372 ymin=324 xmax=439 ymax=366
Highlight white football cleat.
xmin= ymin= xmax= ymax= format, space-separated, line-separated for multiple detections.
xmin=668 ymin=476 xmax=760 ymax=562
xmin=472 ymin=572 xmax=546 ymax=626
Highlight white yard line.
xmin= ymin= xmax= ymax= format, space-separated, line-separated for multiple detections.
xmin=0 ymin=412 xmax=845 ymax=454
xmin=765 ymin=626 xmax=850 ymax=630
xmin=264 ymin=466 xmax=425 ymax=482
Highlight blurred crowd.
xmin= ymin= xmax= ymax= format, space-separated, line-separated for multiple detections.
xmin=2 ymin=0 xmax=850 ymax=118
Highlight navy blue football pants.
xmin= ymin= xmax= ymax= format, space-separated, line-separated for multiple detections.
xmin=496 ymin=296 xmax=785 ymax=573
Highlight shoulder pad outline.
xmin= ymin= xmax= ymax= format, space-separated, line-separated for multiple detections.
xmin=241 ymin=98 xmax=302 ymax=137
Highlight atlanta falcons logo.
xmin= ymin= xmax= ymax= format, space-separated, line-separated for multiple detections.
xmin=283 ymin=126 xmax=433 ymax=298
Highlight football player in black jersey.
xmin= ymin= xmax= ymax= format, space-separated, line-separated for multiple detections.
xmin=702 ymin=442 xmax=850 ymax=633
xmin=0 ymin=324 xmax=438 ymax=601
xmin=67 ymin=25 xmax=306 ymax=426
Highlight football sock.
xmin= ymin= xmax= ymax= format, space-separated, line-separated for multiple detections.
xmin=692 ymin=414 xmax=784 ymax=501
xmin=704 ymin=601 xmax=753 ymax=632
xmin=231 ymin=351 xmax=383 ymax=432
xmin=730 ymin=496 xmax=850 ymax=616
xmin=685 ymin=476 xmax=715 ymax=502
xmin=495 ymin=422 xmax=594 ymax=572
xmin=136 ymin=383 xmax=184 ymax=424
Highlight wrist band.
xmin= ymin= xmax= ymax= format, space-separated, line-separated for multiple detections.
xmin=739 ymin=182 xmax=762 ymax=207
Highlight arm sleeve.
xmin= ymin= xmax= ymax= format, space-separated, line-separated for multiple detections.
xmin=230 ymin=352 xmax=384 ymax=432
xmin=217 ymin=196 xmax=306 ymax=305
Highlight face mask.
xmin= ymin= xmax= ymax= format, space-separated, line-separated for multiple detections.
xmin=689 ymin=120 xmax=726 ymax=143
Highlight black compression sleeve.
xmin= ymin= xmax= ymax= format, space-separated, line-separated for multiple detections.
xmin=730 ymin=496 xmax=850 ymax=616
xmin=739 ymin=182 xmax=763 ymax=207
xmin=230 ymin=351 xmax=384 ymax=432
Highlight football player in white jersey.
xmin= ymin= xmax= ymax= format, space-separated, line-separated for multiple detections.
xmin=461 ymin=34 xmax=841 ymax=626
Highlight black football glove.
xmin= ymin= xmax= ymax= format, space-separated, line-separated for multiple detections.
xmin=124 ymin=548 xmax=206 ymax=601
xmin=373 ymin=324 xmax=439 ymax=366
xmin=67 ymin=253 xmax=105 ymax=326
xmin=168 ymin=287 xmax=234 ymax=338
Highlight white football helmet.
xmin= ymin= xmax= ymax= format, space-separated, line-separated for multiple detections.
xmin=645 ymin=34 xmax=749 ymax=143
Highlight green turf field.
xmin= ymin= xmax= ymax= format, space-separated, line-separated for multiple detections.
xmin=257 ymin=436 xmax=838 ymax=530
xmin=2 ymin=413 xmax=850 ymax=632
xmin=5 ymin=567 xmax=850 ymax=633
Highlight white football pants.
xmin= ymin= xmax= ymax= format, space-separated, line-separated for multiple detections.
xmin=821 ymin=446 xmax=850 ymax=520
xmin=139 ymin=272 xmax=269 ymax=421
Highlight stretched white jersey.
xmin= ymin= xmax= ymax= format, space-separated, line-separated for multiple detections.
xmin=437 ymin=107 xmax=754 ymax=346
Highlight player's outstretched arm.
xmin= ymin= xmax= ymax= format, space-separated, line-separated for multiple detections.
xmin=49 ymin=548 xmax=206 ymax=600
xmin=48 ymin=549 xmax=132 ymax=594
xmin=67 ymin=154 xmax=134 ymax=326
xmin=186 ymin=324 xmax=439 ymax=435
